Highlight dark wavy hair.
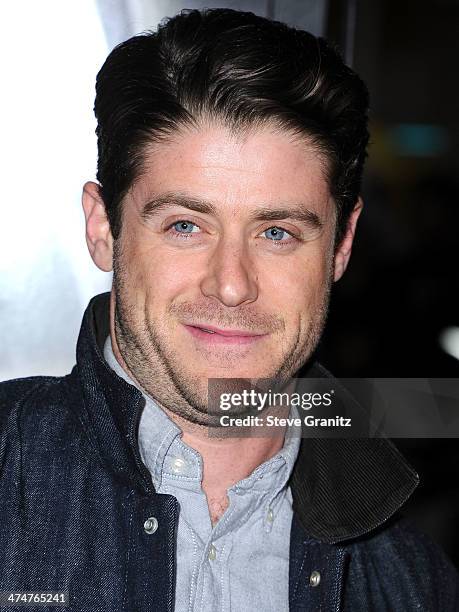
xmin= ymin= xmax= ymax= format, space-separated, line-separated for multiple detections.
xmin=94 ymin=8 xmax=369 ymax=246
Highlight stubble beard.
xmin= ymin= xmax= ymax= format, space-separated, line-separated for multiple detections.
xmin=112 ymin=241 xmax=333 ymax=427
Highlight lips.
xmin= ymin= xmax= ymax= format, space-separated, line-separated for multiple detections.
xmin=189 ymin=324 xmax=263 ymax=337
xmin=183 ymin=324 xmax=267 ymax=345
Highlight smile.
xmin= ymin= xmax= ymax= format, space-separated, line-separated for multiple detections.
xmin=183 ymin=324 xmax=268 ymax=345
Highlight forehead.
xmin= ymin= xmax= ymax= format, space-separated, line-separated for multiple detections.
xmin=130 ymin=123 xmax=332 ymax=215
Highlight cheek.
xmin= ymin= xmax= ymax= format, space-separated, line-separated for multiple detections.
xmin=262 ymin=254 xmax=331 ymax=318
xmin=140 ymin=257 xmax=192 ymax=303
xmin=121 ymin=228 xmax=188 ymax=290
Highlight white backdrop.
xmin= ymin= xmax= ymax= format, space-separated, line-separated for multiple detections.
xmin=0 ymin=1 xmax=110 ymax=380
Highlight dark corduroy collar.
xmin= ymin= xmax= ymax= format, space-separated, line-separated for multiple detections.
xmin=74 ymin=292 xmax=419 ymax=545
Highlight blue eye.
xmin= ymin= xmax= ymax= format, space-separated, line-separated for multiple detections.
xmin=172 ymin=220 xmax=199 ymax=233
xmin=263 ymin=227 xmax=290 ymax=241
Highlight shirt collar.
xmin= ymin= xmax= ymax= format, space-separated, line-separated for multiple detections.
xmin=74 ymin=292 xmax=419 ymax=544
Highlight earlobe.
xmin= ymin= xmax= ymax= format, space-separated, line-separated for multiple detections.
xmin=82 ymin=181 xmax=114 ymax=272
xmin=333 ymin=197 xmax=363 ymax=282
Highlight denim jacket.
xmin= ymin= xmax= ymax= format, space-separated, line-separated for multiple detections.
xmin=0 ymin=292 xmax=458 ymax=611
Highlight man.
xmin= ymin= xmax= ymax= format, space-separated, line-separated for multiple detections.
xmin=0 ymin=8 xmax=457 ymax=612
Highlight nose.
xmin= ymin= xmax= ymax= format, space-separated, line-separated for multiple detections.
xmin=199 ymin=235 xmax=259 ymax=307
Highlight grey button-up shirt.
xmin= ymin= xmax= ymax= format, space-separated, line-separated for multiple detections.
xmin=104 ymin=336 xmax=300 ymax=611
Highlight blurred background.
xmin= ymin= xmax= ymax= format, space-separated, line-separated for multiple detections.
xmin=0 ymin=0 xmax=458 ymax=564
xmin=317 ymin=0 xmax=459 ymax=568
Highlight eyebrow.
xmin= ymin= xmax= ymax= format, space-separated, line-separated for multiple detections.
xmin=141 ymin=192 xmax=323 ymax=229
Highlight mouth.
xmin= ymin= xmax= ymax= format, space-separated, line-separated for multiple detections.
xmin=183 ymin=324 xmax=268 ymax=345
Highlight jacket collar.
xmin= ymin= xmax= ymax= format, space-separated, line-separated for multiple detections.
xmin=74 ymin=292 xmax=419 ymax=544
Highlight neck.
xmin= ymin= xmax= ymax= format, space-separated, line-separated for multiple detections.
xmin=166 ymin=409 xmax=286 ymax=524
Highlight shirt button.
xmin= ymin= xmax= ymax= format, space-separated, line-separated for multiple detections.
xmin=309 ymin=570 xmax=321 ymax=587
xmin=208 ymin=544 xmax=217 ymax=561
xmin=171 ymin=457 xmax=186 ymax=473
xmin=143 ymin=516 xmax=159 ymax=535
xmin=266 ymin=508 xmax=274 ymax=523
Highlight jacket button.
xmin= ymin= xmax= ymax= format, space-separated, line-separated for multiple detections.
xmin=309 ymin=570 xmax=321 ymax=587
xmin=143 ymin=516 xmax=158 ymax=535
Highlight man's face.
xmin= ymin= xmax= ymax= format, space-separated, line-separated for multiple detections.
xmin=103 ymin=124 xmax=340 ymax=424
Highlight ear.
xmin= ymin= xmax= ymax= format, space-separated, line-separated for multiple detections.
xmin=82 ymin=181 xmax=113 ymax=272
xmin=333 ymin=197 xmax=363 ymax=282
